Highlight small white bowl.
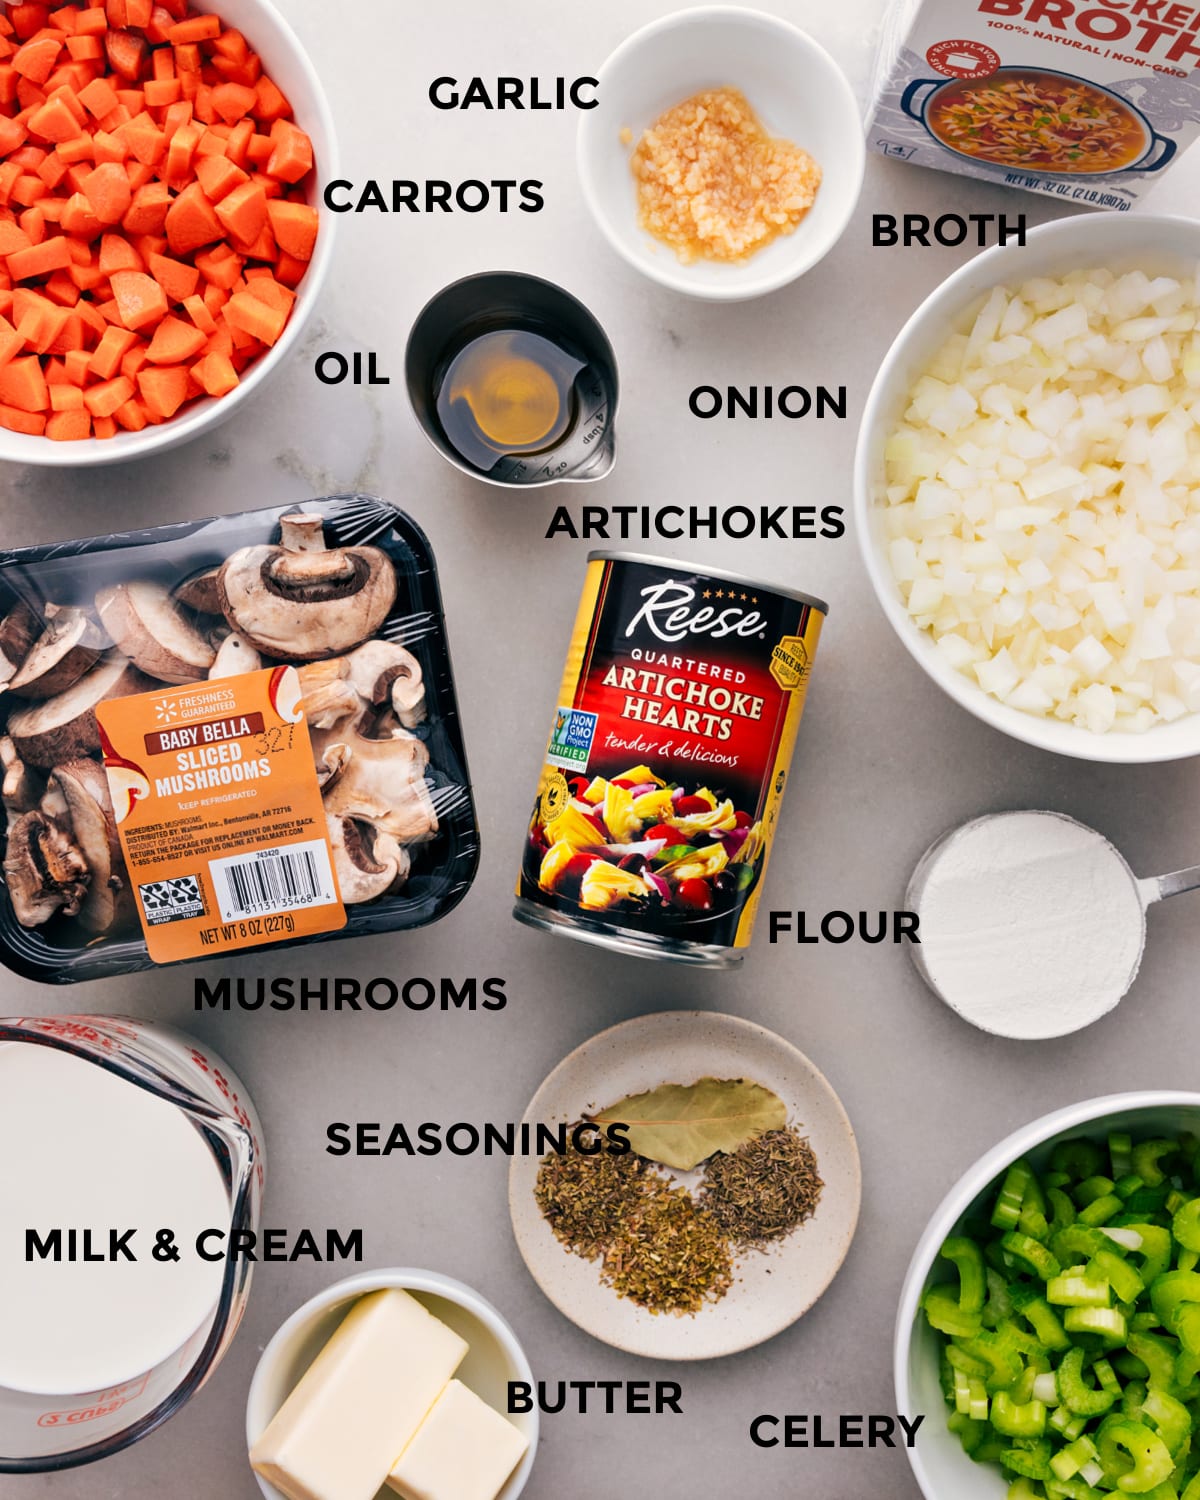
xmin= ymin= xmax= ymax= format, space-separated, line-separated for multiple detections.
xmin=578 ymin=7 xmax=864 ymax=301
xmin=4 ymin=0 xmax=337 ymax=468
xmin=854 ymin=212 xmax=1200 ymax=764
xmin=246 ymin=1268 xmax=538 ymax=1500
xmin=895 ymin=1092 xmax=1200 ymax=1500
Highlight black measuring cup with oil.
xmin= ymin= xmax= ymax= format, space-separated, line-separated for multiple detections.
xmin=405 ymin=271 xmax=618 ymax=487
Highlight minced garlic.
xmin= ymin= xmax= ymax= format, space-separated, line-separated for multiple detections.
xmin=630 ymin=86 xmax=821 ymax=264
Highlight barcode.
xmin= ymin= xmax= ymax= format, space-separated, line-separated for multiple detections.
xmin=209 ymin=839 xmax=338 ymax=922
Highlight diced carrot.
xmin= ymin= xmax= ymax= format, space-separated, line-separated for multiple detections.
xmin=82 ymin=160 xmax=130 ymax=225
xmin=243 ymin=274 xmax=293 ymax=316
xmin=91 ymin=129 xmax=126 ymax=165
xmin=104 ymin=29 xmax=146 ymax=83
xmin=120 ymin=116 xmax=165 ymax=165
xmin=203 ymin=319 xmax=231 ymax=358
xmin=113 ymin=396 xmax=144 ymax=429
xmin=88 ymin=323 xmax=138 ymax=378
xmin=59 ymin=191 xmax=101 ymax=237
xmin=11 ymin=173 xmax=47 ymax=205
xmin=77 ymin=75 xmax=120 ymax=119
xmin=35 ymin=149 xmax=67 ymax=189
xmin=17 ymin=203 xmax=45 ymax=242
xmin=181 ymin=290 xmax=214 ymax=333
xmin=0 ymin=221 xmax=33 ymax=256
xmin=49 ymin=380 xmax=83 ymax=409
xmin=222 ymin=287 xmax=284 ymax=346
xmin=245 ymin=131 xmax=271 ymax=167
xmin=145 ymin=313 xmax=202 ymax=363
xmin=136 ymin=361 xmax=187 ymax=416
xmin=0 ymin=116 xmax=28 ymax=155
xmin=119 ymin=338 xmax=148 ymax=378
xmin=110 ymin=268 xmax=165 ymax=329
xmin=143 ymin=76 xmax=179 ymax=107
xmin=273 ymin=250 xmax=306 ymax=290
xmin=12 ymin=35 xmax=62 ymax=87
xmin=191 ymin=348 xmax=236 ymax=397
xmin=99 ymin=230 xmax=141 ymax=275
xmin=74 ymin=9 xmax=109 ymax=38
xmin=7 ymin=234 xmax=70 ymax=279
xmin=192 ymin=81 xmax=214 ymax=125
xmin=67 ymin=258 xmax=105 ymax=291
xmin=210 ymin=80 xmax=255 ymax=124
xmin=195 ymin=152 xmax=246 ymax=202
xmin=46 ymin=308 xmax=84 ymax=352
xmin=252 ymin=75 xmax=288 ymax=124
xmin=231 ymin=220 xmax=274 ymax=262
xmin=167 ymin=14 xmax=220 ymax=43
xmin=74 ymin=298 xmax=106 ymax=338
xmin=164 ymin=118 xmax=198 ymax=181
xmin=64 ymin=347 xmax=91 ymax=385
xmin=265 ymin=199 xmax=316 ymax=261
xmin=28 ymin=91 xmax=83 ymax=144
xmin=193 ymin=239 xmax=239 ymax=287
xmin=92 ymin=413 xmax=115 ymax=437
xmin=0 ymin=69 xmax=17 ymax=112
xmin=8 ymin=7 xmax=51 ymax=44
xmin=144 ymin=4 xmax=176 ymax=45
xmin=211 ymin=28 xmax=248 ymax=63
xmin=213 ymin=176 xmax=264 ymax=243
xmin=56 ymin=133 xmax=94 ymax=163
xmin=0 ymin=314 xmax=25 ymax=370
xmin=148 ymin=249 xmax=196 ymax=301
xmin=10 ymin=144 xmax=48 ymax=171
xmin=83 ymin=371 xmax=133 ymax=415
xmin=223 ymin=116 xmax=252 ymax=167
xmin=45 ymin=406 xmax=89 ymax=438
xmin=125 ymin=159 xmax=153 ymax=192
xmin=163 ymin=180 xmax=219 ymax=254
xmin=121 ymin=180 xmax=168 ymax=233
xmin=65 ymin=35 xmax=104 ymax=63
xmin=132 ymin=231 xmax=166 ymax=262
xmin=0 ymin=353 xmax=48 ymax=409
xmin=0 ymin=399 xmax=45 ymax=433
xmin=44 ymin=267 xmax=79 ymax=304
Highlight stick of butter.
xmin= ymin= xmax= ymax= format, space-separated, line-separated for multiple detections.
xmin=387 ymin=1379 xmax=529 ymax=1500
xmin=250 ymin=1289 xmax=468 ymax=1500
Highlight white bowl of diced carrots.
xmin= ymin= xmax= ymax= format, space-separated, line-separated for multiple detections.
xmin=0 ymin=0 xmax=335 ymax=465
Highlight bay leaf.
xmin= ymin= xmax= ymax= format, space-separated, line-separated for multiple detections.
xmin=594 ymin=1077 xmax=786 ymax=1171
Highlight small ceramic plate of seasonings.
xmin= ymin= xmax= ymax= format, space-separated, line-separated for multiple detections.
xmin=508 ymin=1010 xmax=861 ymax=1360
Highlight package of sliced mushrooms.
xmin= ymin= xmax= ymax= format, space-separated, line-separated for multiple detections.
xmin=0 ymin=493 xmax=478 ymax=984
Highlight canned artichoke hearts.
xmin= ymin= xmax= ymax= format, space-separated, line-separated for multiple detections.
xmin=513 ymin=551 xmax=827 ymax=966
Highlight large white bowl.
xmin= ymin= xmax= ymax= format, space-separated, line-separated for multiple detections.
xmin=246 ymin=1268 xmax=538 ymax=1500
xmin=2 ymin=0 xmax=336 ymax=468
xmin=578 ymin=7 xmax=863 ymax=301
xmin=854 ymin=213 xmax=1200 ymax=763
xmin=895 ymin=1091 xmax=1200 ymax=1500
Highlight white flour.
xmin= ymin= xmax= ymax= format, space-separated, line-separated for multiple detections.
xmin=912 ymin=812 xmax=1145 ymax=1040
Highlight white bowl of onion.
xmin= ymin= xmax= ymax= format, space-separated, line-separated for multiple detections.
xmin=855 ymin=213 xmax=1200 ymax=763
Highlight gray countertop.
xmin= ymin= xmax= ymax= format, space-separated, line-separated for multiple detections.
xmin=7 ymin=0 xmax=1200 ymax=1496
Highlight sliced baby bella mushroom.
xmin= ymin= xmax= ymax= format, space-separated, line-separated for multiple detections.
xmin=8 ymin=607 xmax=108 ymax=700
xmin=210 ymin=631 xmax=262 ymax=679
xmin=173 ymin=565 xmax=224 ymax=616
xmin=97 ymin=581 xmax=217 ymax=683
xmin=343 ymin=639 xmax=426 ymax=729
xmin=3 ymin=808 xmax=89 ymax=927
xmin=0 ymin=736 xmax=41 ymax=818
xmin=8 ymin=654 xmax=156 ymax=770
xmin=219 ymin=513 xmax=397 ymax=662
xmin=315 ymin=727 xmax=437 ymax=845
xmin=327 ymin=815 xmax=410 ymax=904
xmin=46 ymin=760 xmax=126 ymax=934
xmin=296 ymin=657 xmax=362 ymax=729
xmin=0 ymin=599 xmax=40 ymax=681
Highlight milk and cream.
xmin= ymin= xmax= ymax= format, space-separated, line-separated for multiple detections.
xmin=0 ymin=1042 xmax=231 ymax=1396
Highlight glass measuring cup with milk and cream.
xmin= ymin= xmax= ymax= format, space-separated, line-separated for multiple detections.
xmin=0 ymin=1016 xmax=263 ymax=1473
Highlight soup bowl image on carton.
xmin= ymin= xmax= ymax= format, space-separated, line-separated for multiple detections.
xmin=867 ymin=0 xmax=1200 ymax=206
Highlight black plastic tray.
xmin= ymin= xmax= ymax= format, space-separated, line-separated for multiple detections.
xmin=0 ymin=494 xmax=479 ymax=984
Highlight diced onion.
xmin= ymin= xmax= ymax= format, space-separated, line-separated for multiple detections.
xmin=883 ymin=266 xmax=1200 ymax=733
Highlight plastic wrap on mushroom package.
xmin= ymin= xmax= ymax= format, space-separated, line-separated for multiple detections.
xmin=0 ymin=495 xmax=478 ymax=984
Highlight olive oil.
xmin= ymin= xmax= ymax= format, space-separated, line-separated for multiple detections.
xmin=436 ymin=329 xmax=586 ymax=472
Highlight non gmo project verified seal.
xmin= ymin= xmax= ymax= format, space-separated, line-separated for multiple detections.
xmin=547 ymin=706 xmax=598 ymax=770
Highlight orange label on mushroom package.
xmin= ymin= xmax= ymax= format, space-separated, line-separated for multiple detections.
xmin=95 ymin=666 xmax=345 ymax=964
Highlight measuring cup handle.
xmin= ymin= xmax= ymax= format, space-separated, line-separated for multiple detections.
xmin=1144 ymin=864 xmax=1200 ymax=904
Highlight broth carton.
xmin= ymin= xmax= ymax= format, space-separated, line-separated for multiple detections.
xmin=866 ymin=0 xmax=1200 ymax=207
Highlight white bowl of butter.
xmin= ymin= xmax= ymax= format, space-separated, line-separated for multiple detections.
xmin=246 ymin=1269 xmax=537 ymax=1500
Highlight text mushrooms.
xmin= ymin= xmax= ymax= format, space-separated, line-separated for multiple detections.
xmin=97 ymin=581 xmax=217 ymax=683
xmin=219 ymin=514 xmax=397 ymax=662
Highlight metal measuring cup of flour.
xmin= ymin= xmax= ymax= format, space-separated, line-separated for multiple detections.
xmin=0 ymin=1016 xmax=263 ymax=1474
xmin=405 ymin=270 xmax=618 ymax=487
xmin=905 ymin=810 xmax=1200 ymax=1041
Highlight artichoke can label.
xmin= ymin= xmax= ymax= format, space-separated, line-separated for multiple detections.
xmin=95 ymin=666 xmax=346 ymax=964
xmin=514 ymin=552 xmax=826 ymax=966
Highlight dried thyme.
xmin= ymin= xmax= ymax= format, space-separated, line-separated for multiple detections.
xmin=534 ymin=1125 xmax=648 ymax=1260
xmin=700 ymin=1126 xmax=823 ymax=1248
xmin=601 ymin=1179 xmax=733 ymax=1316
